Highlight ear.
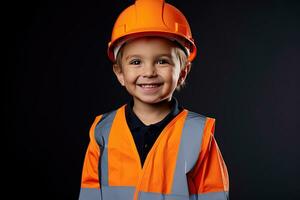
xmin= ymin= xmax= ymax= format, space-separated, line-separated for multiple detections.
xmin=113 ymin=64 xmax=125 ymax=86
xmin=178 ymin=62 xmax=191 ymax=85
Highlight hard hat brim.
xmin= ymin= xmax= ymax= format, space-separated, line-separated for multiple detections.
xmin=108 ymin=31 xmax=197 ymax=62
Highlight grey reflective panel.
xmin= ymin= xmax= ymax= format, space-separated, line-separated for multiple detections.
xmin=139 ymin=192 xmax=189 ymax=200
xmin=94 ymin=110 xmax=117 ymax=186
xmin=190 ymin=191 xmax=229 ymax=200
xmin=172 ymin=111 xmax=206 ymax=195
xmin=138 ymin=191 xmax=228 ymax=200
xmin=79 ymin=188 xmax=102 ymax=200
xmin=102 ymin=186 xmax=135 ymax=200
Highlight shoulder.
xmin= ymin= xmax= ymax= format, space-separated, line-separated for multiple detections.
xmin=88 ymin=105 xmax=125 ymax=134
xmin=89 ymin=105 xmax=125 ymax=145
xmin=93 ymin=105 xmax=125 ymax=127
xmin=185 ymin=109 xmax=215 ymax=122
xmin=184 ymin=109 xmax=216 ymax=134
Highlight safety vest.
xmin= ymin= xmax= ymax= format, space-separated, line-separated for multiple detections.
xmin=79 ymin=105 xmax=229 ymax=200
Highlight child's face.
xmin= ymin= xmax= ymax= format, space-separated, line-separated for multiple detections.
xmin=113 ymin=37 xmax=186 ymax=106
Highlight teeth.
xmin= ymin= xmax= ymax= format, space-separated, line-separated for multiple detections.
xmin=140 ymin=84 xmax=159 ymax=88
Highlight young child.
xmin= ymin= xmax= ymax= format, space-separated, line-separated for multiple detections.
xmin=79 ymin=0 xmax=229 ymax=199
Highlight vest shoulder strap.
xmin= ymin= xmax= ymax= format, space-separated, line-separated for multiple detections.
xmin=94 ymin=109 xmax=118 ymax=146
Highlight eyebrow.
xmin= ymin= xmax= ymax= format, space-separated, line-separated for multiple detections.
xmin=125 ymin=55 xmax=141 ymax=61
xmin=156 ymin=54 xmax=173 ymax=59
xmin=125 ymin=54 xmax=173 ymax=61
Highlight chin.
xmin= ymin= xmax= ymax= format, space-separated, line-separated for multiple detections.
xmin=136 ymin=95 xmax=171 ymax=105
xmin=134 ymin=95 xmax=158 ymax=103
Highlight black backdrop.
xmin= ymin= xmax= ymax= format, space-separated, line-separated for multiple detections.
xmin=13 ymin=0 xmax=299 ymax=199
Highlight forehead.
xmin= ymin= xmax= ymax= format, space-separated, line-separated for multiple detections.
xmin=122 ymin=37 xmax=177 ymax=56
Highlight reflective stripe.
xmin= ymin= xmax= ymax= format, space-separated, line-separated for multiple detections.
xmin=94 ymin=111 xmax=117 ymax=187
xmin=190 ymin=191 xmax=229 ymax=200
xmin=139 ymin=192 xmax=189 ymax=200
xmin=79 ymin=188 xmax=102 ymax=200
xmin=102 ymin=186 xmax=135 ymax=199
xmin=79 ymin=189 xmax=228 ymax=200
xmin=172 ymin=111 xmax=206 ymax=195
xmin=137 ymin=191 xmax=228 ymax=200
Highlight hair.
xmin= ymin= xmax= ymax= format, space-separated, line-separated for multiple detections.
xmin=114 ymin=38 xmax=192 ymax=90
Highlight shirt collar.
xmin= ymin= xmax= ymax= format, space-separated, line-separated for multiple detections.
xmin=125 ymin=97 xmax=181 ymax=131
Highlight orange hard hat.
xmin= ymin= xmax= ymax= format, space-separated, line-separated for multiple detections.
xmin=107 ymin=0 xmax=197 ymax=62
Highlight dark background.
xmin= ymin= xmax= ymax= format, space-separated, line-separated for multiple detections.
xmin=13 ymin=0 xmax=299 ymax=199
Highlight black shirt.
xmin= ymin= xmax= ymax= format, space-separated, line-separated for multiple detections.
xmin=125 ymin=98 xmax=183 ymax=167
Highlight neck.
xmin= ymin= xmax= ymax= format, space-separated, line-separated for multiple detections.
xmin=132 ymin=98 xmax=172 ymax=125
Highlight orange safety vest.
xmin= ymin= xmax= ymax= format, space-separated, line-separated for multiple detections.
xmin=79 ymin=105 xmax=229 ymax=200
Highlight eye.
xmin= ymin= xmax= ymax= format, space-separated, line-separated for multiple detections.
xmin=157 ymin=59 xmax=169 ymax=65
xmin=129 ymin=59 xmax=141 ymax=65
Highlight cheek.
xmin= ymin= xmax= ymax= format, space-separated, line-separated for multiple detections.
xmin=123 ymin=70 xmax=138 ymax=83
xmin=161 ymin=70 xmax=180 ymax=85
xmin=122 ymin=69 xmax=132 ymax=78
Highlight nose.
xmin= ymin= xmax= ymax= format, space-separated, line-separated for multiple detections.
xmin=142 ymin=63 xmax=157 ymax=77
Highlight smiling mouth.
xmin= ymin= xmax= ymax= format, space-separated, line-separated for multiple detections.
xmin=137 ymin=83 xmax=163 ymax=88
